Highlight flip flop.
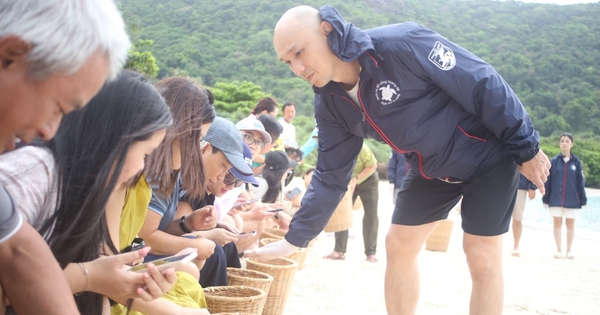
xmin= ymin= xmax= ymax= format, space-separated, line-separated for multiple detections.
xmin=366 ymin=255 xmax=378 ymax=262
xmin=511 ymin=249 xmax=521 ymax=257
xmin=323 ymin=251 xmax=345 ymax=260
xmin=553 ymin=252 xmax=563 ymax=259
xmin=566 ymin=252 xmax=574 ymax=259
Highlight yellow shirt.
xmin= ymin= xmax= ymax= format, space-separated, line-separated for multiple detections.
xmin=111 ymin=175 xmax=207 ymax=315
xmin=119 ymin=174 xmax=152 ymax=250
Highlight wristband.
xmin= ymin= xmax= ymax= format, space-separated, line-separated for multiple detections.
xmin=179 ymin=215 xmax=193 ymax=233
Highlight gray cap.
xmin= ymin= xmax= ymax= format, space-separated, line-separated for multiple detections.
xmin=204 ymin=117 xmax=253 ymax=176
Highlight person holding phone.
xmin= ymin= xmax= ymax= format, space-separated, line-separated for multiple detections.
xmin=0 ymin=71 xmax=185 ymax=315
xmin=0 ymin=1 xmax=130 ymax=314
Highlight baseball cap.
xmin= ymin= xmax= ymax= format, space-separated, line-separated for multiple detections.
xmin=265 ymin=151 xmax=298 ymax=171
xmin=204 ymin=117 xmax=253 ymax=176
xmin=236 ymin=117 xmax=272 ymax=144
xmin=230 ymin=143 xmax=259 ymax=187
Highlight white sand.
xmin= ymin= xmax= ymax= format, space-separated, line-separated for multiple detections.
xmin=281 ymin=181 xmax=600 ymax=314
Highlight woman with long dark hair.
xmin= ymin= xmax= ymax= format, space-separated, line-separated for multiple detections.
xmin=0 ymin=71 xmax=175 ymax=314
xmin=543 ymin=132 xmax=587 ymax=259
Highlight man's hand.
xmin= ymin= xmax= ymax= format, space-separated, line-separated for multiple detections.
xmin=528 ymin=189 xmax=536 ymax=200
xmin=198 ymin=228 xmax=238 ymax=247
xmin=186 ymin=206 xmax=218 ymax=231
xmin=243 ymin=239 xmax=298 ymax=259
xmin=518 ymin=150 xmax=551 ymax=195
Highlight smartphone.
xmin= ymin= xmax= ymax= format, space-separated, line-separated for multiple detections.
xmin=128 ymin=251 xmax=198 ymax=273
xmin=238 ymin=230 xmax=257 ymax=238
xmin=285 ymin=187 xmax=302 ymax=200
xmin=232 ymin=197 xmax=261 ymax=208
xmin=268 ymin=208 xmax=284 ymax=213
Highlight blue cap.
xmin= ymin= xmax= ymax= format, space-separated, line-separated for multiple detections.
xmin=230 ymin=143 xmax=259 ymax=187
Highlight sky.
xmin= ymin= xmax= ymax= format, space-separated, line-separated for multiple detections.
xmin=517 ymin=0 xmax=598 ymax=4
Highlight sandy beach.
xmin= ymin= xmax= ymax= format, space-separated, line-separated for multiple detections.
xmin=279 ymin=181 xmax=600 ymax=314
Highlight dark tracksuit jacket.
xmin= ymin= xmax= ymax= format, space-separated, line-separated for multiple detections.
xmin=518 ymin=173 xmax=537 ymax=191
xmin=542 ymin=153 xmax=587 ymax=208
xmin=286 ymin=5 xmax=539 ymax=247
xmin=388 ymin=151 xmax=409 ymax=189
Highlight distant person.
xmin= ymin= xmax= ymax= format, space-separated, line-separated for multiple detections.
xmin=0 ymin=0 xmax=130 ymax=314
xmin=387 ymin=151 xmax=408 ymax=206
xmin=543 ymin=133 xmax=587 ymax=259
xmin=279 ymin=102 xmax=298 ymax=148
xmin=250 ymin=97 xmax=279 ymax=118
xmin=324 ymin=143 xmax=379 ymax=262
xmin=246 ymin=5 xmax=551 ymax=315
xmin=299 ymin=126 xmax=319 ymax=161
xmin=510 ymin=174 xmax=537 ymax=257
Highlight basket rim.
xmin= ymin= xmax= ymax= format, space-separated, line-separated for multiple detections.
xmin=203 ymin=285 xmax=266 ymax=300
xmin=246 ymin=257 xmax=297 ymax=268
xmin=227 ymin=267 xmax=274 ymax=281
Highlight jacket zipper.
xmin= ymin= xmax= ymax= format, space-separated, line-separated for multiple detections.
xmin=335 ymin=89 xmax=431 ymax=180
xmin=561 ymin=161 xmax=567 ymax=207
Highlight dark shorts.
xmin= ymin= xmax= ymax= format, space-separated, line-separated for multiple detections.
xmin=392 ymin=155 xmax=518 ymax=236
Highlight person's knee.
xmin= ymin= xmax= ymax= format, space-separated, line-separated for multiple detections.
xmin=464 ymin=235 xmax=502 ymax=281
xmin=565 ymin=219 xmax=575 ymax=229
xmin=385 ymin=225 xmax=430 ymax=261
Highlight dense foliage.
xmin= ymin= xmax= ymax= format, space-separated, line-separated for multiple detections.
xmin=120 ymin=0 xmax=600 ymax=187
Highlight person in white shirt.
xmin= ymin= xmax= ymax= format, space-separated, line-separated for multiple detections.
xmin=278 ymin=102 xmax=298 ymax=149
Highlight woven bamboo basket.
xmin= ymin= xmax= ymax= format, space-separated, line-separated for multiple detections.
xmin=323 ymin=189 xmax=353 ymax=233
xmin=203 ymin=285 xmax=266 ymax=315
xmin=227 ymin=268 xmax=273 ymax=301
xmin=259 ymin=238 xmax=306 ymax=270
xmin=425 ymin=219 xmax=454 ymax=252
xmin=246 ymin=257 xmax=297 ymax=315
xmin=259 ymin=228 xmax=286 ymax=241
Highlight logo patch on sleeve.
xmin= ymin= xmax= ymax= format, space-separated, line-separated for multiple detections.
xmin=375 ymin=80 xmax=401 ymax=105
xmin=428 ymin=41 xmax=456 ymax=70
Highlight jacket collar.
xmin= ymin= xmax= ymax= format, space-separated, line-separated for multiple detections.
xmin=313 ymin=5 xmax=378 ymax=95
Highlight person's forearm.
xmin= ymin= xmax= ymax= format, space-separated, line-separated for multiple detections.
xmin=355 ymin=164 xmax=377 ymax=182
xmin=0 ymin=223 xmax=80 ymax=315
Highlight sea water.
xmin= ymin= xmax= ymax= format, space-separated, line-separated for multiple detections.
xmin=522 ymin=189 xmax=599 ymax=241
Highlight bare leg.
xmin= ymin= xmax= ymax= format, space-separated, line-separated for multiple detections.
xmin=385 ymin=222 xmax=438 ymax=315
xmin=552 ymin=216 xmax=563 ymax=253
xmin=463 ymin=233 xmax=504 ymax=315
xmin=511 ymin=219 xmax=522 ymax=251
xmin=565 ymin=218 xmax=575 ymax=258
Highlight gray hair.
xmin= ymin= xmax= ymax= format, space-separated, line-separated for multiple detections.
xmin=0 ymin=0 xmax=130 ymax=80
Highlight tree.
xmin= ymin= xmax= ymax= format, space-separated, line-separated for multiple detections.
xmin=210 ymin=80 xmax=270 ymax=122
xmin=125 ymin=39 xmax=160 ymax=78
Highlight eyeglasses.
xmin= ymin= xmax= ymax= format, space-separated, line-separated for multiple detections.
xmin=243 ymin=133 xmax=265 ymax=149
xmin=223 ymin=171 xmax=244 ymax=187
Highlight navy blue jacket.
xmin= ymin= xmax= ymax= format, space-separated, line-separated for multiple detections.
xmin=518 ymin=173 xmax=537 ymax=191
xmin=388 ymin=151 xmax=408 ymax=189
xmin=286 ymin=5 xmax=539 ymax=247
xmin=542 ymin=153 xmax=587 ymax=208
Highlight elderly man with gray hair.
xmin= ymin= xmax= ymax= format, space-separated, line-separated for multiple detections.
xmin=0 ymin=1 xmax=134 ymax=314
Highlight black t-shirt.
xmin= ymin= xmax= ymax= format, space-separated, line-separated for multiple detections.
xmin=180 ymin=193 xmax=215 ymax=211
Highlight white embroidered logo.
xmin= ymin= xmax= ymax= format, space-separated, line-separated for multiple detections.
xmin=428 ymin=41 xmax=456 ymax=70
xmin=571 ymin=164 xmax=577 ymax=171
xmin=375 ymin=80 xmax=401 ymax=105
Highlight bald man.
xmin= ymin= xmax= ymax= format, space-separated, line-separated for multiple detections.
xmin=245 ymin=5 xmax=551 ymax=315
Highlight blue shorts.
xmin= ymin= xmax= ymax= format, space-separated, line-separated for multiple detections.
xmin=392 ymin=155 xmax=518 ymax=236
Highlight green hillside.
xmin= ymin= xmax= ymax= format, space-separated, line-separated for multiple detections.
xmin=120 ymin=0 xmax=600 ymax=186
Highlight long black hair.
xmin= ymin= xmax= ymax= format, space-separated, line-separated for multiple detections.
xmin=38 ymin=70 xmax=173 ymax=315
xmin=262 ymin=151 xmax=292 ymax=203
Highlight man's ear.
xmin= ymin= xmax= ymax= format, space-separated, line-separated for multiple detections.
xmin=320 ymin=21 xmax=333 ymax=37
xmin=201 ymin=141 xmax=211 ymax=154
xmin=0 ymin=35 xmax=31 ymax=69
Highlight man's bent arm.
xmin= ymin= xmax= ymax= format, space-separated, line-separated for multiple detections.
xmin=0 ymin=222 xmax=80 ymax=315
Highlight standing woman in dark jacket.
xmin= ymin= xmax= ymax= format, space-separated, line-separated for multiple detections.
xmin=542 ymin=133 xmax=587 ymax=259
